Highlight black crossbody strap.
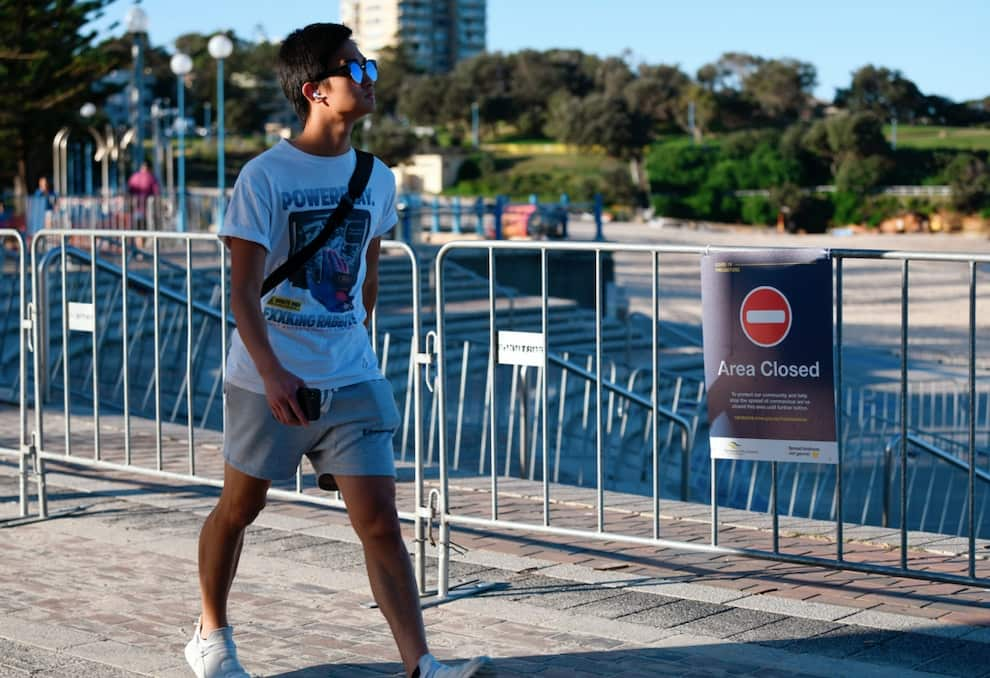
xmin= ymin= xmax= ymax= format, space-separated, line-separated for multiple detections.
xmin=260 ymin=149 xmax=374 ymax=297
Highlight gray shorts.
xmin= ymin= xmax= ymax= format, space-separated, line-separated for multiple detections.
xmin=223 ymin=379 xmax=400 ymax=488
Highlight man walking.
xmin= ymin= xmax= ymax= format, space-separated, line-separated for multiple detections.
xmin=184 ymin=22 xmax=495 ymax=678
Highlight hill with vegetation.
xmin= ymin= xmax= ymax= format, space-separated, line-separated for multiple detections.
xmin=3 ymin=3 xmax=990 ymax=230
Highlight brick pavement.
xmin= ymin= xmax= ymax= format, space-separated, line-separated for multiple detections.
xmin=2 ymin=453 xmax=990 ymax=678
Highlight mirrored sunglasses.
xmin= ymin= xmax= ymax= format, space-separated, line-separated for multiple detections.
xmin=316 ymin=59 xmax=378 ymax=85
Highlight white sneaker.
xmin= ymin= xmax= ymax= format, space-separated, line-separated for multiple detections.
xmin=417 ymin=653 xmax=496 ymax=678
xmin=184 ymin=618 xmax=251 ymax=678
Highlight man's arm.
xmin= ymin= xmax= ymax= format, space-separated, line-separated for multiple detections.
xmin=362 ymin=236 xmax=381 ymax=328
xmin=228 ymin=237 xmax=308 ymax=426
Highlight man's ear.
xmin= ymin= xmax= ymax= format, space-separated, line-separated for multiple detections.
xmin=301 ymin=82 xmax=324 ymax=103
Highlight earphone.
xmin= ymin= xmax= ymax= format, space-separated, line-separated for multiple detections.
xmin=312 ymin=92 xmax=325 ymax=101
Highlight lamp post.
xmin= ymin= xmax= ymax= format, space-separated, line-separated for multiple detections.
xmin=208 ymin=33 xmax=233 ymax=228
xmin=79 ymin=103 xmax=113 ymax=200
xmin=471 ymin=101 xmax=480 ymax=147
xmin=125 ymin=6 xmax=149 ymax=172
xmin=170 ymin=52 xmax=193 ymax=232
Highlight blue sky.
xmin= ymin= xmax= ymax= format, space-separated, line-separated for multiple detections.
xmin=91 ymin=0 xmax=989 ymax=103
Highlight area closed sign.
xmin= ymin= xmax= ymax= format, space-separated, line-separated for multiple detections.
xmin=740 ymin=286 xmax=791 ymax=347
xmin=701 ymin=250 xmax=837 ymax=464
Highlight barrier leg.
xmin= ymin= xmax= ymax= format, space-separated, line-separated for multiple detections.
xmin=33 ymin=441 xmax=48 ymax=519
xmin=594 ymin=193 xmax=604 ymax=242
xmin=18 ymin=449 xmax=28 ymax=517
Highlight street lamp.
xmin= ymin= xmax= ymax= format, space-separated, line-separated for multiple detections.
xmin=79 ymin=103 xmax=114 ymax=199
xmin=170 ymin=52 xmax=193 ymax=232
xmin=208 ymin=33 xmax=233 ymax=228
xmin=125 ymin=5 xmax=149 ymax=172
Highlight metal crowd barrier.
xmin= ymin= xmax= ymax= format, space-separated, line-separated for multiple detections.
xmin=7 ymin=231 xmax=990 ymax=596
xmin=20 ymin=229 xmax=430 ymax=588
xmin=430 ymin=240 xmax=990 ymax=598
xmin=0 ymin=229 xmax=31 ymax=518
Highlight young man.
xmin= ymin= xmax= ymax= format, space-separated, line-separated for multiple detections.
xmin=185 ymin=22 xmax=495 ymax=678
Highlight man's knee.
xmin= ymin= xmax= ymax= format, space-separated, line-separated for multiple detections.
xmin=214 ymin=495 xmax=266 ymax=530
xmin=353 ymin=506 xmax=403 ymax=544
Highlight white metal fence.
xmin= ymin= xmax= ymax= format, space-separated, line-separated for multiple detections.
xmin=4 ymin=231 xmax=990 ymax=597
xmin=430 ymin=240 xmax=990 ymax=598
xmin=0 ymin=230 xmax=31 ymax=517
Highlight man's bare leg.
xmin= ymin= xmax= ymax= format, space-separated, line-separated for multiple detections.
xmin=334 ymin=474 xmax=428 ymax=676
xmin=197 ymin=463 xmax=271 ymax=634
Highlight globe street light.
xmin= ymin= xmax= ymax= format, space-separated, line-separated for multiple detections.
xmin=170 ymin=52 xmax=193 ymax=232
xmin=125 ymin=6 xmax=149 ymax=172
xmin=208 ymin=33 xmax=233 ymax=228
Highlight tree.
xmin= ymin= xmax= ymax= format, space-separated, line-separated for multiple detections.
xmin=803 ymin=112 xmax=889 ymax=175
xmin=373 ymin=45 xmax=421 ymax=117
xmin=742 ymin=59 xmax=816 ymax=124
xmin=439 ymin=52 xmax=514 ymax=138
xmin=626 ymin=63 xmax=690 ymax=131
xmin=692 ymin=53 xmax=764 ymax=132
xmin=835 ymin=65 xmax=924 ymax=122
xmin=363 ymin=116 xmax=419 ymax=168
xmin=397 ymin=74 xmax=446 ymax=126
xmin=944 ymin=153 xmax=990 ymax=213
xmin=0 ymin=0 xmax=124 ymax=201
xmin=506 ymin=50 xmax=567 ymax=137
xmin=550 ymin=91 xmax=654 ymax=204
xmin=174 ymin=32 xmax=282 ymax=135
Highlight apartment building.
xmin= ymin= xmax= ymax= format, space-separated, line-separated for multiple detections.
xmin=340 ymin=0 xmax=486 ymax=73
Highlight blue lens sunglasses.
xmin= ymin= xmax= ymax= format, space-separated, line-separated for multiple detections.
xmin=315 ymin=59 xmax=378 ymax=85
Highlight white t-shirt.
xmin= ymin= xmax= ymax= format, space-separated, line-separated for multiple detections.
xmin=220 ymin=140 xmax=397 ymax=394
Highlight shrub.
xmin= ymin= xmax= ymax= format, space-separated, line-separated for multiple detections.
xmin=835 ymin=155 xmax=888 ymax=196
xmin=832 ymin=191 xmax=864 ymax=225
xmin=944 ymin=153 xmax=990 ymax=213
xmin=862 ymin=196 xmax=901 ymax=227
xmin=740 ymin=195 xmax=775 ymax=225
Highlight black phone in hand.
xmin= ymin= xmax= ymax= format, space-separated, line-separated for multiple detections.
xmin=296 ymin=387 xmax=321 ymax=421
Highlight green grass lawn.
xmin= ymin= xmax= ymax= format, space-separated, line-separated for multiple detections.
xmin=887 ymin=125 xmax=990 ymax=151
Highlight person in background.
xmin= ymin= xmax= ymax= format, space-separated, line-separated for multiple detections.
xmin=127 ymin=161 xmax=161 ymax=231
xmin=28 ymin=177 xmax=57 ymax=235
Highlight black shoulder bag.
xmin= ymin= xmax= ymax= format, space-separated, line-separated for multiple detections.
xmin=259 ymin=149 xmax=374 ymax=297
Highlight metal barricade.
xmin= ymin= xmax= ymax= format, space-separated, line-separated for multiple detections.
xmin=430 ymin=240 xmax=990 ymax=599
xmin=24 ymin=229 xmax=429 ymax=589
xmin=0 ymin=229 xmax=32 ymax=519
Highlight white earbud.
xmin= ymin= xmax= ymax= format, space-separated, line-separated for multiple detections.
xmin=312 ymin=92 xmax=325 ymax=101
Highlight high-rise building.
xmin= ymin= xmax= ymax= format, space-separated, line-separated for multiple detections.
xmin=341 ymin=0 xmax=486 ymax=73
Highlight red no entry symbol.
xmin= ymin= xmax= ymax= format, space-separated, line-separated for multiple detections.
xmin=740 ymin=286 xmax=792 ymax=347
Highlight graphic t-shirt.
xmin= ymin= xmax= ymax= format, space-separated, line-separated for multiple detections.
xmin=220 ymin=140 xmax=397 ymax=394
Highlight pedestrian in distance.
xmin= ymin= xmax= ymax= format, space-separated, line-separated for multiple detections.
xmin=126 ymin=160 xmax=160 ymax=232
xmin=184 ymin=22 xmax=496 ymax=678
xmin=28 ymin=176 xmax=56 ymax=236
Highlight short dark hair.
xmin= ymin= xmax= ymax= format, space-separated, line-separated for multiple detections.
xmin=278 ymin=23 xmax=353 ymax=125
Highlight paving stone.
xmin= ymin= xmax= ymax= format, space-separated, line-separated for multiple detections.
xmin=787 ymin=624 xmax=898 ymax=659
xmin=421 ymin=558 xmax=504 ymax=583
xmin=916 ymin=639 xmax=990 ymax=677
xmin=674 ymin=606 xmax=788 ymax=639
xmin=850 ymin=632 xmax=966 ymax=670
xmin=568 ymin=590 xmax=680 ymax=619
xmin=3 ymin=456 xmax=990 ymax=678
xmin=278 ymin=540 xmax=368 ymax=570
xmin=501 ymin=573 xmax=631 ymax=610
xmin=0 ymin=637 xmax=139 ymax=677
xmin=616 ymin=599 xmax=726 ymax=629
xmin=728 ymin=617 xmax=841 ymax=647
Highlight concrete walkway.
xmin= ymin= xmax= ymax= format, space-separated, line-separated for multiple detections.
xmin=2 ymin=456 xmax=988 ymax=678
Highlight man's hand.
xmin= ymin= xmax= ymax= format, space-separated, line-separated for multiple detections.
xmin=260 ymin=365 xmax=309 ymax=426
xmin=228 ymin=237 xmax=310 ymax=427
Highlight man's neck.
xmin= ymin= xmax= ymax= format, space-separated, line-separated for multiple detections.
xmin=291 ymin=118 xmax=356 ymax=157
